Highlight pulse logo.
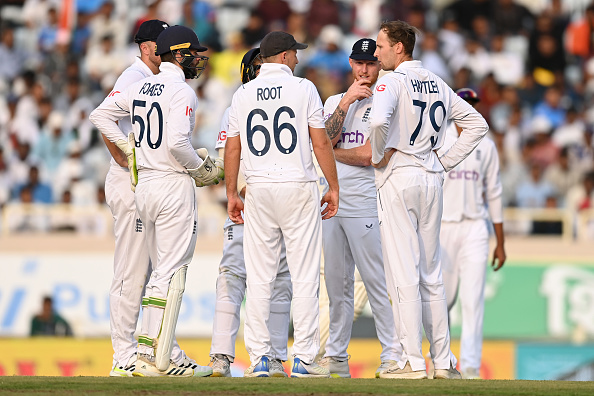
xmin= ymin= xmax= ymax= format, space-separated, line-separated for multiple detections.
xmin=361 ymin=40 xmax=369 ymax=52
xmin=366 ymin=223 xmax=373 ymax=229
xmin=135 ymin=218 xmax=143 ymax=232
xmin=476 ymin=149 xmax=481 ymax=161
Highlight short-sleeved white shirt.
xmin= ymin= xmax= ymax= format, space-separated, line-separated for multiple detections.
xmin=323 ymin=92 xmax=376 ymax=217
xmin=227 ymin=63 xmax=325 ymax=183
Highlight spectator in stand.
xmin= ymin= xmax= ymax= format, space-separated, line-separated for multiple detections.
xmin=492 ymin=0 xmax=534 ymax=36
xmin=443 ymin=0 xmax=492 ymax=34
xmin=544 ymin=147 xmax=582 ymax=206
xmin=14 ymin=165 xmax=53 ymax=204
xmin=30 ymin=296 xmax=73 ymax=336
xmin=533 ymin=87 xmax=566 ymax=129
xmin=552 ymin=106 xmax=586 ymax=148
xmin=0 ymin=24 xmax=29 ymax=83
xmin=256 ymin=0 xmax=292 ymax=30
xmin=516 ymin=162 xmax=557 ymax=208
xmin=242 ymin=11 xmax=267 ymax=47
xmin=307 ymin=0 xmax=340 ymax=39
xmin=488 ymin=35 xmax=524 ymax=87
xmin=31 ymin=111 xmax=74 ymax=174
xmin=419 ymin=31 xmax=452 ymax=85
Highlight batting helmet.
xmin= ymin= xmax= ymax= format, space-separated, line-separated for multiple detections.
xmin=455 ymin=87 xmax=480 ymax=104
xmin=155 ymin=25 xmax=209 ymax=79
xmin=240 ymin=48 xmax=262 ymax=84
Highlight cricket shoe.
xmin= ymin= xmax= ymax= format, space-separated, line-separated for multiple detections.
xmin=433 ymin=363 xmax=462 ymax=379
xmin=109 ymin=354 xmax=137 ymax=377
xmin=210 ymin=354 xmax=232 ymax=377
xmin=291 ymin=358 xmax=330 ymax=378
xmin=379 ymin=361 xmax=428 ymax=379
xmin=133 ymin=353 xmax=211 ymax=377
xmin=317 ymin=356 xmax=350 ymax=378
xmin=244 ymin=356 xmax=270 ymax=378
xmin=375 ymin=360 xmax=399 ymax=378
xmin=462 ymin=368 xmax=480 ymax=380
xmin=269 ymin=359 xmax=288 ymax=377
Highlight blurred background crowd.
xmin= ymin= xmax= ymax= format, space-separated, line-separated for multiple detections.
xmin=0 ymin=0 xmax=593 ymax=236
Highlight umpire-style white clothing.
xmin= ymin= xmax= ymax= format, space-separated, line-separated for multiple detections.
xmin=227 ymin=63 xmax=325 ymax=365
xmin=209 ymin=107 xmax=292 ymax=361
xmin=438 ymin=124 xmax=503 ymax=372
xmin=369 ymin=60 xmax=488 ymax=372
xmin=103 ymin=57 xmax=185 ymax=365
xmin=321 ymin=92 xmax=401 ymax=363
xmin=91 ymin=62 xmax=203 ymax=356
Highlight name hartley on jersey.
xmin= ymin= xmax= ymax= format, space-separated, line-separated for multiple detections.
xmin=410 ymin=79 xmax=440 ymax=94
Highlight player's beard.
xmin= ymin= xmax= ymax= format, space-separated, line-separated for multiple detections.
xmin=183 ymin=67 xmax=198 ymax=79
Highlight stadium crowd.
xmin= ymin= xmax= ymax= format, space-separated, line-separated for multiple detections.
xmin=0 ymin=0 xmax=593 ymax=235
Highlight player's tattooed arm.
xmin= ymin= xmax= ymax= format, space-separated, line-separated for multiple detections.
xmin=325 ymin=107 xmax=346 ymax=146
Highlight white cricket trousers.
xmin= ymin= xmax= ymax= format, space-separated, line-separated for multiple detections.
xmin=322 ymin=216 xmax=401 ymax=362
xmin=243 ymin=181 xmax=322 ymax=364
xmin=210 ymin=222 xmax=292 ymax=360
xmin=441 ymin=219 xmax=489 ymax=372
xmin=105 ymin=168 xmax=151 ymax=364
xmin=134 ymin=174 xmax=198 ymax=356
xmin=377 ymin=167 xmax=456 ymax=372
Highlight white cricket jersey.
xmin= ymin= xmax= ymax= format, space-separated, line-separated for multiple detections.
xmin=369 ymin=60 xmax=488 ymax=188
xmin=438 ymin=123 xmax=503 ymax=223
xmin=215 ymin=107 xmax=230 ymax=151
xmin=106 ymin=57 xmax=155 ymax=172
xmin=90 ymin=62 xmax=201 ymax=183
xmin=323 ymin=92 xmax=376 ymax=217
xmin=227 ymin=63 xmax=325 ymax=183
xmin=217 ymin=105 xmax=243 ymax=230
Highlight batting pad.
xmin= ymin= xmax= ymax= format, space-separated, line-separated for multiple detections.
xmin=155 ymin=265 xmax=187 ymax=371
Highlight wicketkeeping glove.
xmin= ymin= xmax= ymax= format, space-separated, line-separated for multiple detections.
xmin=187 ymin=154 xmax=222 ymax=187
xmin=115 ymin=132 xmax=138 ymax=191
xmin=196 ymin=148 xmax=225 ymax=180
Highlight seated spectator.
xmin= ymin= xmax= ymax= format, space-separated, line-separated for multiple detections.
xmin=516 ymin=162 xmax=557 ymax=208
xmin=552 ymin=106 xmax=586 ymax=148
xmin=307 ymin=25 xmax=351 ymax=78
xmin=31 ymin=111 xmax=75 ymax=174
xmin=30 ymin=296 xmax=73 ymax=336
xmin=533 ymin=86 xmax=566 ymax=129
xmin=14 ymin=165 xmax=53 ymax=204
xmin=544 ymin=147 xmax=582 ymax=206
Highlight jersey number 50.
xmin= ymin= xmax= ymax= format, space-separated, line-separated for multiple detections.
xmin=246 ymin=106 xmax=297 ymax=156
xmin=132 ymin=100 xmax=164 ymax=149
xmin=410 ymin=99 xmax=445 ymax=148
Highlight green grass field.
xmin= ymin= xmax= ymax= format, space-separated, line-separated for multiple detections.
xmin=1 ymin=377 xmax=594 ymax=396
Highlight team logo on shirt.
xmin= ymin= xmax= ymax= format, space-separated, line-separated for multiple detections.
xmin=135 ymin=218 xmax=143 ymax=232
xmin=376 ymin=84 xmax=386 ymax=92
xmin=362 ymin=107 xmax=371 ymax=122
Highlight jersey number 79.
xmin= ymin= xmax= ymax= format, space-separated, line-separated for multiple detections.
xmin=410 ymin=99 xmax=445 ymax=148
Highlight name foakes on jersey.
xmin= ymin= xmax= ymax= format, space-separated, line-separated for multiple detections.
xmin=138 ymin=82 xmax=165 ymax=96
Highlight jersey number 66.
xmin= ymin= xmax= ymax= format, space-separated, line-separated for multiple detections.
xmin=246 ymin=106 xmax=297 ymax=156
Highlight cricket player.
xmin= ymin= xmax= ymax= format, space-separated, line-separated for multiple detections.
xmin=369 ymin=20 xmax=488 ymax=379
xmin=318 ymin=38 xmax=401 ymax=378
xmin=99 ymin=20 xmax=200 ymax=377
xmin=437 ymin=88 xmax=506 ymax=379
xmin=225 ymin=31 xmax=339 ymax=378
xmin=90 ymin=25 xmax=222 ymax=377
xmin=209 ymin=47 xmax=292 ymax=378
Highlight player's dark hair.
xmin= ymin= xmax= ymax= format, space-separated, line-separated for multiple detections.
xmin=160 ymin=52 xmax=174 ymax=63
xmin=379 ymin=20 xmax=419 ymax=56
